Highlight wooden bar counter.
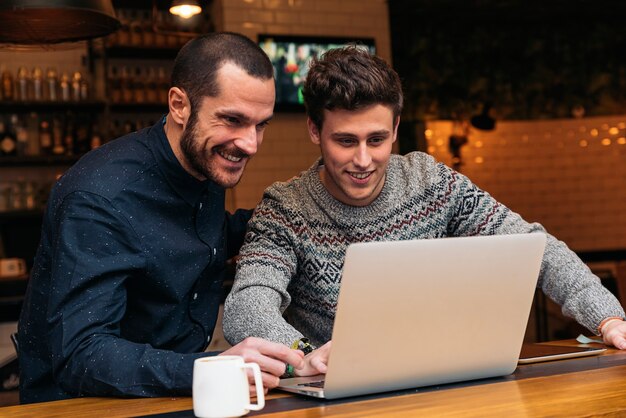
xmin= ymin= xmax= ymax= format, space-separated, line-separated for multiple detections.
xmin=2 ymin=340 xmax=625 ymax=417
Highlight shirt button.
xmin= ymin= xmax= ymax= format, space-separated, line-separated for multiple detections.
xmin=207 ymin=335 xmax=211 ymax=343
xmin=193 ymin=293 xmax=198 ymax=300
xmin=213 ymin=248 xmax=216 ymax=256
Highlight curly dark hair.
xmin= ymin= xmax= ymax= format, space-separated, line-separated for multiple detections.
xmin=302 ymin=46 xmax=403 ymax=130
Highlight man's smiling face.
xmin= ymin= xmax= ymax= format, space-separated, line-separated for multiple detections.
xmin=180 ymin=62 xmax=275 ymax=188
xmin=308 ymin=104 xmax=398 ymax=207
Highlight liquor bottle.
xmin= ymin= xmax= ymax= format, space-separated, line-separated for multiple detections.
xmin=154 ymin=11 xmax=167 ymax=47
xmin=122 ymin=120 xmax=135 ymax=135
xmin=46 ymin=67 xmax=59 ymax=101
xmin=133 ymin=67 xmax=145 ymax=103
xmin=109 ymin=119 xmax=121 ymax=140
xmin=157 ymin=67 xmax=169 ymax=103
xmin=141 ymin=9 xmax=155 ymax=46
xmin=60 ymin=72 xmax=71 ymax=101
xmin=11 ymin=114 xmax=29 ymax=157
xmin=9 ymin=182 xmax=23 ymax=210
xmin=80 ymin=76 xmax=89 ymax=100
xmin=51 ymin=117 xmax=65 ymax=155
xmin=130 ymin=19 xmax=143 ymax=47
xmin=74 ymin=117 xmax=90 ymax=154
xmin=63 ymin=113 xmax=75 ymax=155
xmin=23 ymin=182 xmax=36 ymax=210
xmin=145 ymin=67 xmax=158 ymax=103
xmin=90 ymin=123 xmax=103 ymax=150
xmin=2 ymin=69 xmax=14 ymax=101
xmin=32 ymin=67 xmax=44 ymax=101
xmin=109 ymin=65 xmax=122 ymax=103
xmin=121 ymin=66 xmax=133 ymax=103
xmin=39 ymin=119 xmax=53 ymax=155
xmin=164 ymin=13 xmax=178 ymax=47
xmin=71 ymin=72 xmax=82 ymax=102
xmin=105 ymin=28 xmax=118 ymax=48
xmin=17 ymin=66 xmax=30 ymax=101
xmin=116 ymin=9 xmax=131 ymax=46
xmin=25 ymin=112 xmax=40 ymax=156
xmin=0 ymin=118 xmax=17 ymax=157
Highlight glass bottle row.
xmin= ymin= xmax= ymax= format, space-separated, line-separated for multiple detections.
xmin=108 ymin=65 xmax=170 ymax=105
xmin=106 ymin=9 xmax=197 ymax=49
xmin=0 ymin=112 xmax=102 ymax=158
xmin=0 ymin=66 xmax=90 ymax=103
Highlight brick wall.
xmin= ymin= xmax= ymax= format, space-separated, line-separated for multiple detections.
xmin=426 ymin=116 xmax=626 ymax=252
xmin=213 ymin=0 xmax=392 ymax=210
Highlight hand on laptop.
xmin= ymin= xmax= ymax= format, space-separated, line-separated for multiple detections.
xmin=601 ymin=320 xmax=626 ymax=350
xmin=220 ymin=337 xmax=305 ymax=393
xmin=294 ymin=341 xmax=332 ymax=376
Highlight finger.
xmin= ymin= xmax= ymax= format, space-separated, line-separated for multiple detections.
xmin=249 ymin=386 xmax=269 ymax=397
xmin=309 ymin=356 xmax=328 ymax=374
xmin=260 ymin=371 xmax=280 ymax=389
xmin=247 ymin=368 xmax=280 ymax=390
xmin=240 ymin=337 xmax=305 ymax=370
xmin=242 ymin=350 xmax=292 ymax=377
xmin=248 ymin=385 xmax=269 ymax=397
xmin=257 ymin=343 xmax=305 ymax=368
xmin=613 ymin=335 xmax=626 ymax=350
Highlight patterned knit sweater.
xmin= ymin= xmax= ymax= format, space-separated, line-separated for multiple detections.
xmin=223 ymin=152 xmax=624 ymax=347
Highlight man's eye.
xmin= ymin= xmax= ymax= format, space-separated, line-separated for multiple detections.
xmin=256 ymin=121 xmax=270 ymax=130
xmin=369 ymin=137 xmax=385 ymax=144
xmin=226 ymin=117 xmax=240 ymax=125
xmin=338 ymin=138 xmax=355 ymax=145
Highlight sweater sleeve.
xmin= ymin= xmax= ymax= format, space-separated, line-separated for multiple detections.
xmin=446 ymin=167 xmax=625 ymax=334
xmin=223 ymin=195 xmax=305 ymax=347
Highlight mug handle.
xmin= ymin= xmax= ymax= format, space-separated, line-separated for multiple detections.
xmin=243 ymin=362 xmax=265 ymax=411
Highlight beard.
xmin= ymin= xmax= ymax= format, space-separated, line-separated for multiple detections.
xmin=179 ymin=111 xmax=249 ymax=188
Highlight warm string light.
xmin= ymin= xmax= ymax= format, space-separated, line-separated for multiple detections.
xmin=425 ymin=118 xmax=626 ymax=169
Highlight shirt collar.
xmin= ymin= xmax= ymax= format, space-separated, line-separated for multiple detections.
xmin=150 ymin=116 xmax=220 ymax=206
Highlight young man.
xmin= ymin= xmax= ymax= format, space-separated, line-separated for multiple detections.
xmin=18 ymin=33 xmax=304 ymax=404
xmin=223 ymin=46 xmax=626 ymax=376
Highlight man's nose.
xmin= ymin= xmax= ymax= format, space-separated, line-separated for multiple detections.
xmin=234 ymin=126 xmax=259 ymax=156
xmin=353 ymin=143 xmax=372 ymax=168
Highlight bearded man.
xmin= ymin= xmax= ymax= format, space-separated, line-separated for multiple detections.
xmin=18 ymin=32 xmax=304 ymax=404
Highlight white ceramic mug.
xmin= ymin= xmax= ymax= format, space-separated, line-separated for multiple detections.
xmin=192 ymin=355 xmax=265 ymax=418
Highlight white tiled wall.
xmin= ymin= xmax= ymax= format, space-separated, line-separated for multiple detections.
xmin=426 ymin=116 xmax=626 ymax=251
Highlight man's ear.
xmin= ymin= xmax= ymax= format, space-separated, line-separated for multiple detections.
xmin=392 ymin=116 xmax=400 ymax=144
xmin=307 ymin=118 xmax=321 ymax=145
xmin=168 ymin=87 xmax=190 ymax=126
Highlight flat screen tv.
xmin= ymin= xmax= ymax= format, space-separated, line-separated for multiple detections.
xmin=258 ymin=34 xmax=376 ymax=111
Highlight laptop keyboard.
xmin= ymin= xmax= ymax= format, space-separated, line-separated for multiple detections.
xmin=298 ymin=380 xmax=325 ymax=388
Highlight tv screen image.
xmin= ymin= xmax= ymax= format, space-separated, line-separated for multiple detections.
xmin=258 ymin=35 xmax=376 ymax=111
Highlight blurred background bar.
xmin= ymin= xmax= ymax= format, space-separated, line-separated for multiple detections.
xmin=1 ymin=0 xmax=626 ymax=405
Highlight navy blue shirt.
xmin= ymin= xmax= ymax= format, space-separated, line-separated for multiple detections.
xmin=18 ymin=118 xmax=252 ymax=404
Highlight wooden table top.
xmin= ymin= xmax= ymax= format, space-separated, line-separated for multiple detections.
xmin=2 ymin=340 xmax=625 ymax=418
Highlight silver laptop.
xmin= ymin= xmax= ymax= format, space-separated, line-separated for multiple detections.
xmin=278 ymin=233 xmax=547 ymax=399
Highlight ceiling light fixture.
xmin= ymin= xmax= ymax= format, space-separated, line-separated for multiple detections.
xmin=169 ymin=0 xmax=202 ymax=19
xmin=0 ymin=0 xmax=120 ymax=45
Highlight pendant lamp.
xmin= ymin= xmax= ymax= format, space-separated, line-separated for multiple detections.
xmin=0 ymin=0 xmax=120 ymax=45
xmin=169 ymin=0 xmax=202 ymax=19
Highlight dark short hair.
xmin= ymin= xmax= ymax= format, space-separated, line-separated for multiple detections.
xmin=171 ymin=32 xmax=274 ymax=109
xmin=302 ymin=46 xmax=403 ymax=130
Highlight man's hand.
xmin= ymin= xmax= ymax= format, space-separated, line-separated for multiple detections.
xmin=220 ymin=337 xmax=304 ymax=394
xmin=601 ymin=319 xmax=626 ymax=350
xmin=294 ymin=341 xmax=332 ymax=377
